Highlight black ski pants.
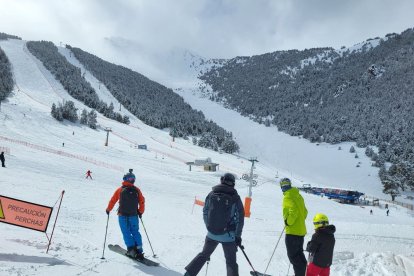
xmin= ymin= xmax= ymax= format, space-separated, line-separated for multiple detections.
xmin=185 ymin=236 xmax=238 ymax=276
xmin=285 ymin=234 xmax=307 ymax=276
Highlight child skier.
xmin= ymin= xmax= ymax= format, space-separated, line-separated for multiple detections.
xmin=305 ymin=213 xmax=336 ymax=276
xmin=106 ymin=170 xmax=145 ymax=260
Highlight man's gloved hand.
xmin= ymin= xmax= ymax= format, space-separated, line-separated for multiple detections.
xmin=106 ymin=210 xmax=110 ymax=215
xmin=138 ymin=212 xmax=142 ymax=218
xmin=235 ymin=236 xmax=242 ymax=247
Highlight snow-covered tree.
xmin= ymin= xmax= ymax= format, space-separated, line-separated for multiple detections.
xmin=80 ymin=109 xmax=88 ymax=124
xmin=87 ymin=110 xmax=97 ymax=129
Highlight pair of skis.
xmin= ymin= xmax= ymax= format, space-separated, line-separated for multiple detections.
xmin=108 ymin=244 xmax=159 ymax=267
xmin=108 ymin=244 xmax=272 ymax=275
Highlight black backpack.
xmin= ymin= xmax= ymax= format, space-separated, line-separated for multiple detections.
xmin=119 ymin=186 xmax=139 ymax=216
xmin=206 ymin=192 xmax=236 ymax=235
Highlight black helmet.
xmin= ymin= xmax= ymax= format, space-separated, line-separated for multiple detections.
xmin=123 ymin=172 xmax=136 ymax=184
xmin=221 ymin=173 xmax=235 ymax=186
xmin=280 ymin=178 xmax=292 ymax=192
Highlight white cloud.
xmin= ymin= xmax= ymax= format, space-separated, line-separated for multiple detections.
xmin=1 ymin=0 xmax=413 ymax=84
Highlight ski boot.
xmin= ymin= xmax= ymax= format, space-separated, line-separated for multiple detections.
xmin=135 ymin=248 xmax=144 ymax=261
xmin=126 ymin=246 xmax=138 ymax=258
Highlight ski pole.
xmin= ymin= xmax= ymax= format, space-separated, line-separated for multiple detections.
xmin=238 ymin=245 xmax=259 ymax=276
xmin=140 ymin=217 xmax=157 ymax=258
xmin=101 ymin=214 xmax=110 ymax=259
xmin=305 ymin=252 xmax=310 ymax=275
xmin=264 ymin=226 xmax=285 ymax=274
xmin=205 ymin=258 xmax=210 ymax=276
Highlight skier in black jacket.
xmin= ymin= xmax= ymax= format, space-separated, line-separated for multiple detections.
xmin=305 ymin=213 xmax=335 ymax=276
xmin=0 ymin=152 xmax=5 ymax=167
xmin=185 ymin=173 xmax=245 ymax=276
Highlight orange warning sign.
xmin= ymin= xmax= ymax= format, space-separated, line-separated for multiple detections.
xmin=0 ymin=195 xmax=53 ymax=232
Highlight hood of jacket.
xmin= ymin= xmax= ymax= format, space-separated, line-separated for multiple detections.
xmin=318 ymin=225 xmax=336 ymax=235
xmin=212 ymin=184 xmax=237 ymax=195
xmin=283 ymin=187 xmax=300 ymax=198
xmin=121 ymin=181 xmax=135 ymax=187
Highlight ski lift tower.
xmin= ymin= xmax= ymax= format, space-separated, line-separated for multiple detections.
xmin=104 ymin=127 xmax=112 ymax=146
xmin=244 ymin=157 xmax=258 ymax=218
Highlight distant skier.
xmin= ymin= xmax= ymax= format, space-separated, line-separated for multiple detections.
xmin=185 ymin=173 xmax=244 ymax=276
xmin=86 ymin=170 xmax=93 ymax=179
xmin=370 ymin=209 xmax=373 ymax=215
xmin=106 ymin=170 xmax=145 ymax=260
xmin=386 ymin=209 xmax=389 ymax=216
xmin=0 ymin=151 xmax=5 ymax=167
xmin=306 ymin=213 xmax=336 ymax=276
xmin=280 ymin=178 xmax=308 ymax=276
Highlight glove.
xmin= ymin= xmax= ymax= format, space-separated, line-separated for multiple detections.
xmin=138 ymin=212 xmax=142 ymax=218
xmin=106 ymin=210 xmax=110 ymax=215
xmin=235 ymin=236 xmax=242 ymax=247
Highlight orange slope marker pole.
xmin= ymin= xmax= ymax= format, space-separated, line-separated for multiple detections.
xmin=192 ymin=197 xmax=205 ymax=214
xmin=244 ymin=197 xmax=252 ymax=218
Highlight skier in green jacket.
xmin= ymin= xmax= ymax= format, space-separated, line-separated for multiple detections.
xmin=281 ymin=178 xmax=308 ymax=276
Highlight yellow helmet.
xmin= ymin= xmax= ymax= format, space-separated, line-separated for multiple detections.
xmin=313 ymin=213 xmax=329 ymax=229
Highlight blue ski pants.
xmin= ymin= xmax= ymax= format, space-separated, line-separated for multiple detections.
xmin=118 ymin=215 xmax=143 ymax=251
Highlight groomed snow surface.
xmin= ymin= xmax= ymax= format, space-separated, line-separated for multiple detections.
xmin=0 ymin=39 xmax=413 ymax=276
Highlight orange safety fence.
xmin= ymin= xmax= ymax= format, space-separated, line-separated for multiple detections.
xmin=112 ymin=132 xmax=188 ymax=164
xmin=0 ymin=135 xmax=123 ymax=172
xmin=0 ymin=146 xmax=10 ymax=155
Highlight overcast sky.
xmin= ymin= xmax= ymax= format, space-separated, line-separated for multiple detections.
xmin=1 ymin=0 xmax=414 ymax=85
xmin=2 ymin=0 xmax=414 ymax=58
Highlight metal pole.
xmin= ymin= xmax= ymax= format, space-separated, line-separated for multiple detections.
xmin=286 ymin=263 xmax=291 ymax=276
xmin=101 ymin=214 xmax=110 ymax=259
xmin=248 ymin=158 xmax=258 ymax=197
xmin=46 ymin=190 xmax=65 ymax=254
xmin=239 ymin=245 xmax=259 ymax=275
xmin=205 ymin=259 xmax=210 ymax=276
xmin=104 ymin=128 xmax=112 ymax=146
xmin=264 ymin=226 xmax=286 ymax=274
xmin=140 ymin=217 xmax=157 ymax=258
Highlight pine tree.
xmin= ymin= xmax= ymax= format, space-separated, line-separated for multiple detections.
xmin=62 ymin=100 xmax=78 ymax=122
xmin=80 ymin=109 xmax=88 ymax=124
xmin=122 ymin=115 xmax=130 ymax=125
xmin=51 ymin=103 xmax=57 ymax=119
xmin=87 ymin=110 xmax=97 ymax=129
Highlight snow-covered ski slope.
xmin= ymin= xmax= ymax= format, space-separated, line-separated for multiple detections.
xmin=0 ymin=39 xmax=413 ymax=276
